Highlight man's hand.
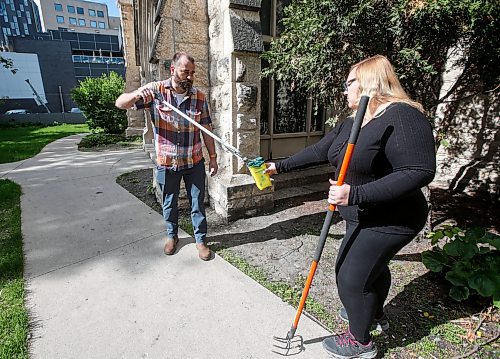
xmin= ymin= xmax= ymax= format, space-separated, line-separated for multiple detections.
xmin=136 ymin=84 xmax=155 ymax=103
xmin=328 ymin=179 xmax=350 ymax=206
xmin=209 ymin=158 xmax=218 ymax=177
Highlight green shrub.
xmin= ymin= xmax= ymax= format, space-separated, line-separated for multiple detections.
xmin=422 ymin=226 xmax=500 ymax=307
xmin=78 ymin=133 xmax=141 ymax=149
xmin=71 ymin=72 xmax=127 ymax=134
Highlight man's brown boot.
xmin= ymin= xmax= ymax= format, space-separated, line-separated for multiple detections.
xmin=163 ymin=236 xmax=179 ymax=255
xmin=196 ymin=243 xmax=211 ymax=261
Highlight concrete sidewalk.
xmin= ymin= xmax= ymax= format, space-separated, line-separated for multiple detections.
xmin=2 ymin=135 xmax=331 ymax=358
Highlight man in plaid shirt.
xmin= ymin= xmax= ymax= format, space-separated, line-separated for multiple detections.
xmin=115 ymin=52 xmax=217 ymax=261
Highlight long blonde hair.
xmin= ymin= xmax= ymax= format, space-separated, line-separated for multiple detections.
xmin=351 ymin=55 xmax=423 ymax=117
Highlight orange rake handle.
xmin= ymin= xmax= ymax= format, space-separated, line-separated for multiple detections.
xmin=328 ymin=142 xmax=356 ymax=211
xmin=287 ymin=95 xmax=370 ymax=339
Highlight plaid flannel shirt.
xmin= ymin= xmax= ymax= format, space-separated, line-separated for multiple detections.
xmin=151 ymin=79 xmax=212 ymax=171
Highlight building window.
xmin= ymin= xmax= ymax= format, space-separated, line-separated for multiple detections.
xmin=56 ymin=15 xmax=64 ymax=23
xmin=69 ymin=17 xmax=77 ymax=25
xmin=89 ymin=9 xmax=95 ymax=16
xmin=54 ymin=3 xmax=63 ymax=11
xmin=77 ymin=7 xmax=84 ymax=15
xmin=259 ymin=0 xmax=326 ymax=159
xmin=67 ymin=5 xmax=75 ymax=13
xmin=98 ymin=21 xmax=105 ymax=29
xmin=23 ymin=22 xmax=28 ymax=34
xmin=20 ymin=4 xmax=24 ymax=11
xmin=97 ymin=10 xmax=104 ymax=17
xmin=78 ymin=18 xmax=85 ymax=26
xmin=90 ymin=20 xmax=97 ymax=28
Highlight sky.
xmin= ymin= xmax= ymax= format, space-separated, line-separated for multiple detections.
xmin=97 ymin=0 xmax=120 ymax=17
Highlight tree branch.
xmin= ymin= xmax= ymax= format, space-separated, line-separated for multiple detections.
xmin=451 ymin=331 xmax=499 ymax=359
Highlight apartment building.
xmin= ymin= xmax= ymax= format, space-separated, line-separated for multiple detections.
xmin=33 ymin=0 xmax=119 ymax=36
xmin=0 ymin=0 xmax=42 ymax=45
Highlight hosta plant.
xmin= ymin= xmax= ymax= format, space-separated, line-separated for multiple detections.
xmin=422 ymin=226 xmax=499 ymax=308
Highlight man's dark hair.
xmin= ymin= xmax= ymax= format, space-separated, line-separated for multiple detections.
xmin=172 ymin=52 xmax=195 ymax=67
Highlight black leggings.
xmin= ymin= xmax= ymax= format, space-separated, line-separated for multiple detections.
xmin=335 ymin=223 xmax=419 ymax=343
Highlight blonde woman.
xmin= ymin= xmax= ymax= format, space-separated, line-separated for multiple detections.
xmin=265 ymin=55 xmax=436 ymax=358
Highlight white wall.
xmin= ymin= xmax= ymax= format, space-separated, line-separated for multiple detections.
xmin=0 ymin=52 xmax=46 ymax=100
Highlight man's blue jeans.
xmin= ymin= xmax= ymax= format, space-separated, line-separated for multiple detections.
xmin=156 ymin=160 xmax=207 ymax=244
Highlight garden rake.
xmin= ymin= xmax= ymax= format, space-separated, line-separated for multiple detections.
xmin=273 ymin=95 xmax=370 ymax=356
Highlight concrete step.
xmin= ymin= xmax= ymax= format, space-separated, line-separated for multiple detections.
xmin=144 ymin=142 xmax=332 ymax=213
xmin=273 ymin=181 xmax=330 ymax=202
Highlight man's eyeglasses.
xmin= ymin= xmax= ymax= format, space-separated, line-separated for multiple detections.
xmin=343 ymin=78 xmax=356 ymax=91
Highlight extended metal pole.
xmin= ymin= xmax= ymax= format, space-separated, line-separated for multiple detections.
xmin=25 ymin=79 xmax=51 ymax=113
xmin=156 ymin=98 xmax=249 ymax=163
xmin=58 ymin=85 xmax=65 ymax=113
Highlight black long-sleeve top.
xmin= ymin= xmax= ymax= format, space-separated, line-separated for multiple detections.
xmin=276 ymin=103 xmax=436 ymax=230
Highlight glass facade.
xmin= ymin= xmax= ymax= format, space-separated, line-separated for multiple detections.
xmin=0 ymin=0 xmax=41 ymax=43
xmin=72 ymin=55 xmax=124 ymax=65
xmin=12 ymin=29 xmax=125 ymax=82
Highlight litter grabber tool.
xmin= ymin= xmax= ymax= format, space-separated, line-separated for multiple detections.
xmin=273 ymin=95 xmax=370 ymax=356
xmin=134 ymin=88 xmax=272 ymax=190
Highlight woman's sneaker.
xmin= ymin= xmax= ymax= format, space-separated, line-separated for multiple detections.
xmin=339 ymin=307 xmax=389 ymax=331
xmin=322 ymin=331 xmax=377 ymax=358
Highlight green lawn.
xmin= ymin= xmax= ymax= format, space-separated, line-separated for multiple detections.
xmin=0 ymin=123 xmax=89 ymax=357
xmin=0 ymin=179 xmax=27 ymax=358
xmin=0 ymin=124 xmax=89 ymax=163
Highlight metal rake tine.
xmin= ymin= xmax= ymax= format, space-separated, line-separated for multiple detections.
xmin=273 ymin=335 xmax=291 ymax=343
xmin=272 ymin=334 xmax=304 ymax=357
xmin=272 ymin=341 xmax=291 ymax=349
xmin=272 ymin=334 xmax=292 ymax=356
xmin=271 ymin=349 xmax=292 ymax=356
xmin=271 ymin=344 xmax=292 ymax=356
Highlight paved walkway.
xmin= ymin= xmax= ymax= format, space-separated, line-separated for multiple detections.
xmin=1 ymin=135 xmax=331 ymax=358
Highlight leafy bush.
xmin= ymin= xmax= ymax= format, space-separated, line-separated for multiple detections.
xmin=262 ymin=0 xmax=499 ymax=116
xmin=71 ymin=72 xmax=127 ymax=134
xmin=422 ymin=226 xmax=500 ymax=307
xmin=78 ymin=133 xmax=141 ymax=149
